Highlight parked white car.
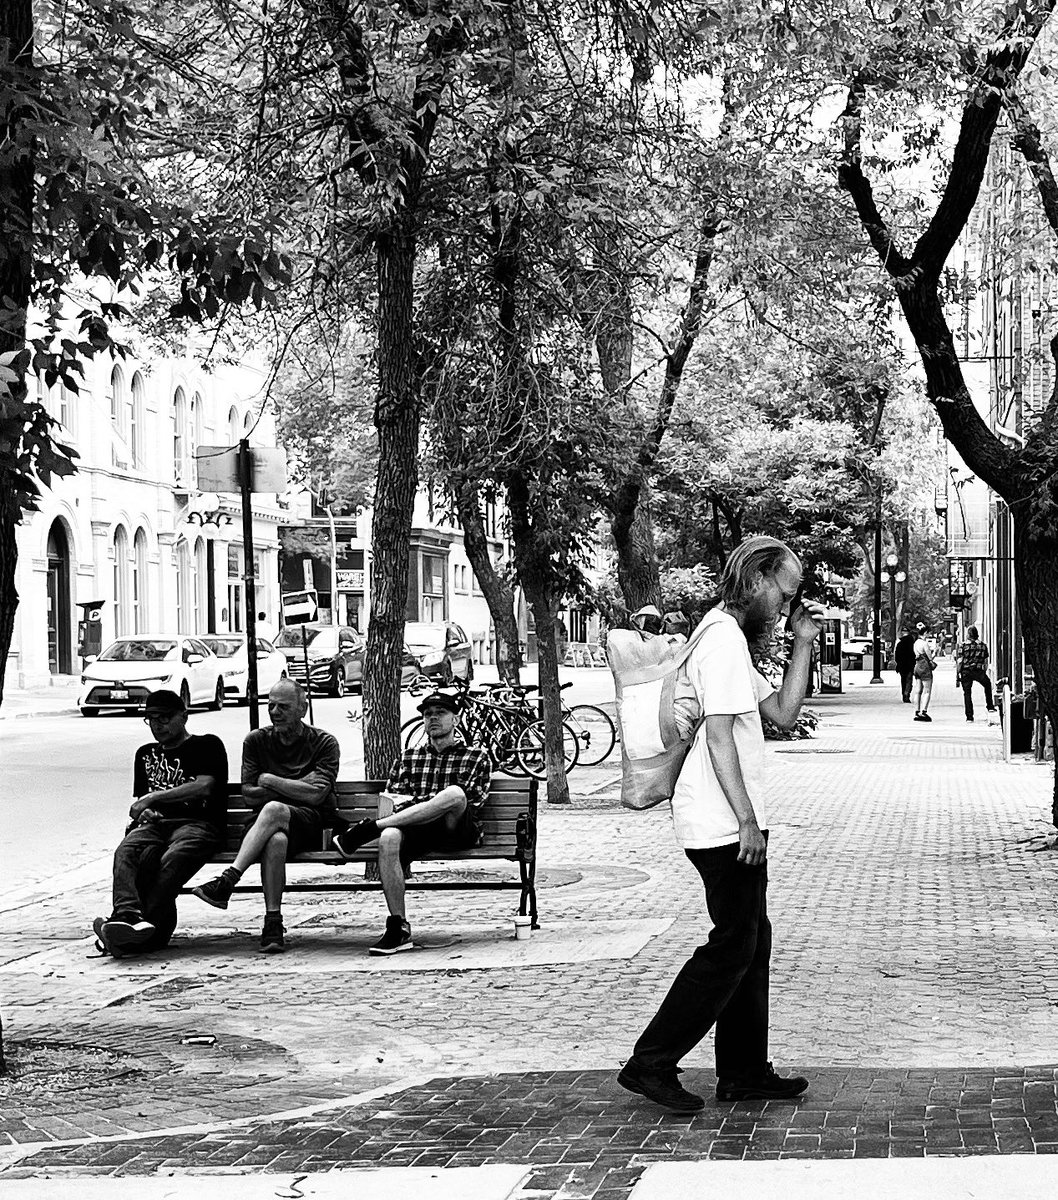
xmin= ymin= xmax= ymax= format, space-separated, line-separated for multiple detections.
xmin=200 ymin=635 xmax=288 ymax=704
xmin=78 ymin=635 xmax=225 ymax=716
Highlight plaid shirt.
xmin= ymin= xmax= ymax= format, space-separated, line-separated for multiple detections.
xmin=959 ymin=640 xmax=989 ymax=672
xmin=386 ymin=740 xmax=492 ymax=814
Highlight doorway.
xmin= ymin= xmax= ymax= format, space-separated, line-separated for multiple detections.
xmin=46 ymin=521 xmax=73 ymax=674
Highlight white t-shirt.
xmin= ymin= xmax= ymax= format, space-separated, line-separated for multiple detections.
xmin=670 ymin=608 xmax=775 ymax=850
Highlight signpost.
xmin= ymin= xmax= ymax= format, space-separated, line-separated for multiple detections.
xmin=281 ymin=589 xmax=319 ymax=724
xmin=194 ymin=441 xmax=287 ymax=729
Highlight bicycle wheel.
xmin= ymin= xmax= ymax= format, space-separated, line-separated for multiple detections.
xmin=400 ymin=716 xmax=428 ymax=749
xmin=566 ymin=704 xmax=617 ymax=766
xmin=515 ymin=719 xmax=580 ymax=778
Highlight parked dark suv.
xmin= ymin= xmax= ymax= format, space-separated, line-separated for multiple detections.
xmin=275 ymin=623 xmax=364 ymax=697
xmin=404 ymin=621 xmax=473 ymax=684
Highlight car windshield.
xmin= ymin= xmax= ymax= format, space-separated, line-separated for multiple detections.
xmin=99 ymin=639 xmax=178 ymax=662
xmin=405 ymin=623 xmax=444 ymax=648
xmin=276 ymin=626 xmax=332 ymax=649
xmin=201 ymin=638 xmax=242 ymax=659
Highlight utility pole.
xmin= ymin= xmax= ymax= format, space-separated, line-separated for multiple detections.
xmin=239 ymin=438 xmax=260 ymax=729
xmin=871 ymin=485 xmax=883 ymax=684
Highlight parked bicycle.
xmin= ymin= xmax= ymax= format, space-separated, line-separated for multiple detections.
xmin=399 ymin=676 xmax=581 ymax=778
xmin=484 ymin=681 xmax=617 ymax=766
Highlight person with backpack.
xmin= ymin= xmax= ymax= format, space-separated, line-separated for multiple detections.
xmin=911 ymin=622 xmax=937 ymax=722
xmin=616 ymin=536 xmax=823 ymax=1113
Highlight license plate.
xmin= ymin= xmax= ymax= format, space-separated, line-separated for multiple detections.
xmin=110 ymin=689 xmax=129 ymax=700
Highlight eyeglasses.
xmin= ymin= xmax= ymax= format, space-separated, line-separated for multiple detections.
xmin=143 ymin=712 xmax=180 ymax=725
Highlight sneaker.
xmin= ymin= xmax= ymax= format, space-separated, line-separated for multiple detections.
xmin=368 ymin=915 xmax=413 ymax=956
xmin=192 ymin=868 xmax=240 ymax=909
xmin=333 ymin=819 xmax=381 ymax=859
xmin=92 ymin=915 xmax=110 ymax=955
xmin=716 ymin=1062 xmax=809 ymax=1102
xmin=986 ymin=706 xmax=997 ymax=712
xmin=920 ymin=712 xmax=932 ymax=722
xmin=966 ymin=717 xmax=974 ymax=722
xmin=617 ymin=1061 xmax=704 ymax=1112
xmin=260 ymin=914 xmax=285 ymax=953
xmin=100 ymin=915 xmax=156 ymax=956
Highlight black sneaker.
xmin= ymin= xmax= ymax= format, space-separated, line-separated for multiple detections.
xmin=368 ymin=916 xmax=413 ymax=955
xmin=617 ymin=1061 xmax=704 ymax=1112
xmin=192 ymin=869 xmax=239 ymax=909
xmin=101 ymin=915 xmax=156 ymax=956
xmin=920 ymin=712 xmax=932 ymax=722
xmin=333 ymin=819 xmax=380 ymax=859
xmin=716 ymin=1062 xmax=809 ymax=1102
xmin=260 ymin=914 xmax=285 ymax=953
xmin=92 ymin=916 xmax=110 ymax=955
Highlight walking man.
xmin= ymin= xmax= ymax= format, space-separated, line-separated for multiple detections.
xmin=93 ymin=689 xmax=228 ymax=957
xmin=192 ymin=679 xmax=340 ymax=952
xmin=955 ymin=626 xmax=996 ymax=722
xmin=333 ymin=691 xmax=491 ymax=954
xmin=894 ymin=628 xmax=916 ymax=703
xmin=617 ymin=535 xmax=823 ymax=1112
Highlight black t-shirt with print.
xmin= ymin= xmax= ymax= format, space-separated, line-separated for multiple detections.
xmin=132 ymin=733 xmax=229 ymax=834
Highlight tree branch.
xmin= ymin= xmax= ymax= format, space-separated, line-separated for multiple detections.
xmin=1006 ymin=87 xmax=1058 ymax=237
xmin=837 ymin=78 xmax=912 ymax=278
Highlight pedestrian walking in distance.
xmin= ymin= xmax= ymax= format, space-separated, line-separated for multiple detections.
xmin=955 ymin=626 xmax=996 ymax=722
xmin=911 ymin=623 xmax=936 ymax=722
xmin=894 ymin=628 xmax=916 ymax=704
xmin=617 ymin=536 xmax=823 ymax=1112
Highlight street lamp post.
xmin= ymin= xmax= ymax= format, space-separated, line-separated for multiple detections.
xmin=880 ymin=551 xmax=907 ymax=665
xmin=871 ymin=518 xmax=884 ymax=683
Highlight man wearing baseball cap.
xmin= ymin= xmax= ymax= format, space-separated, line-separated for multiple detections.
xmin=333 ymin=690 xmax=491 ymax=954
xmin=92 ymin=689 xmax=228 ymax=957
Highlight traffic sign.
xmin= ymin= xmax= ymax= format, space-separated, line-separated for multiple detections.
xmin=282 ymin=589 xmax=318 ymax=626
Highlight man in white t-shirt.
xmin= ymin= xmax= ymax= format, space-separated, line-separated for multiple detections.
xmin=618 ymin=535 xmax=823 ymax=1113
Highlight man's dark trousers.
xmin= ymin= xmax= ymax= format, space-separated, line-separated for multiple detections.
xmin=630 ymin=837 xmax=771 ymax=1078
xmin=899 ymin=669 xmax=914 ymax=702
xmin=113 ymin=819 xmax=218 ymax=947
xmin=961 ymin=668 xmax=994 ymax=719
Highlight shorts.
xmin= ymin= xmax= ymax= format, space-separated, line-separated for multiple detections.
xmin=398 ymin=807 xmax=482 ymax=865
xmin=283 ymin=804 xmax=327 ymax=856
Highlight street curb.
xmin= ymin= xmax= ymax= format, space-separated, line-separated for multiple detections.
xmin=0 ymin=706 xmax=80 ymax=720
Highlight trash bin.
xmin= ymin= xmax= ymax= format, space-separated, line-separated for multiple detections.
xmin=1003 ymin=695 xmax=1035 ymax=754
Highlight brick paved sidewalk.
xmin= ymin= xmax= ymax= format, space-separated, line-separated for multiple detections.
xmin=2 ymin=666 xmax=1057 ymax=1197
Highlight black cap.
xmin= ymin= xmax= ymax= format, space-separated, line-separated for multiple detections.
xmin=417 ymin=691 xmax=459 ymax=714
xmin=143 ymin=688 xmax=187 ymax=715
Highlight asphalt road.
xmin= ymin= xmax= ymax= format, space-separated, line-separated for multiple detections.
xmin=0 ymin=667 xmax=615 ymax=904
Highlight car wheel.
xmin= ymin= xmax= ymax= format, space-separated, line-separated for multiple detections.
xmin=331 ymin=668 xmax=346 ymax=698
xmin=81 ymin=707 xmax=99 ymax=717
xmin=179 ymin=682 xmax=191 ymax=710
xmin=440 ymin=659 xmax=454 ymax=685
xmin=208 ymin=678 xmax=224 ymax=711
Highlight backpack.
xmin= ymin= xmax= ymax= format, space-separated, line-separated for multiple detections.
xmin=606 ymin=616 xmax=711 ymax=810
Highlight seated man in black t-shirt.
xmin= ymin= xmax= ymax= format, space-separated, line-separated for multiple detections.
xmin=192 ymin=679 xmax=340 ymax=953
xmin=93 ymin=689 xmax=228 ymax=958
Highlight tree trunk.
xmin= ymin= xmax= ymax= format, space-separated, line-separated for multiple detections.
xmin=1013 ymin=499 xmax=1058 ymax=829
xmin=453 ymin=478 xmax=521 ymax=683
xmin=613 ymin=490 xmax=662 ymax=612
xmin=363 ymin=224 xmax=419 ymax=779
xmin=528 ymin=587 xmax=569 ymax=805
xmin=0 ymin=0 xmax=34 ymax=718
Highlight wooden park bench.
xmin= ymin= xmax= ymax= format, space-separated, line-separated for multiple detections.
xmin=181 ymin=777 xmax=539 ymax=926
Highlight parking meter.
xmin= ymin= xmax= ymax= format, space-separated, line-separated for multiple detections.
xmin=77 ymin=600 xmax=105 ymax=662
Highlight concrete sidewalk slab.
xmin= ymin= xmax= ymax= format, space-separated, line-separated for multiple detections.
xmin=1 ymin=919 xmax=674 ymax=987
xmin=0 ymin=1165 xmax=529 ymax=1199
xmin=630 ymin=1156 xmax=1057 ymax=1199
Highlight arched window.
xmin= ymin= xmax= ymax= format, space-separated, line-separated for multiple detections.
xmin=194 ymin=537 xmax=208 ymax=634
xmin=243 ymin=409 xmax=254 ymax=439
xmin=110 ymin=367 xmax=126 ymax=434
xmin=228 ymin=405 xmax=240 ymax=445
xmin=192 ymin=391 xmax=204 ymax=452
xmin=173 ymin=387 xmax=188 ymax=483
xmin=132 ymin=528 xmax=149 ymax=632
xmin=130 ymin=372 xmax=146 ymax=469
xmin=113 ymin=526 xmax=132 ymax=636
xmin=176 ymin=539 xmax=191 ymax=631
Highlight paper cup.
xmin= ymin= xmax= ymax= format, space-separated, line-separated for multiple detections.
xmin=513 ymin=914 xmax=532 ymax=940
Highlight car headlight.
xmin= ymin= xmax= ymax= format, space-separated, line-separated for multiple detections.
xmin=420 ymin=651 xmax=444 ymax=666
